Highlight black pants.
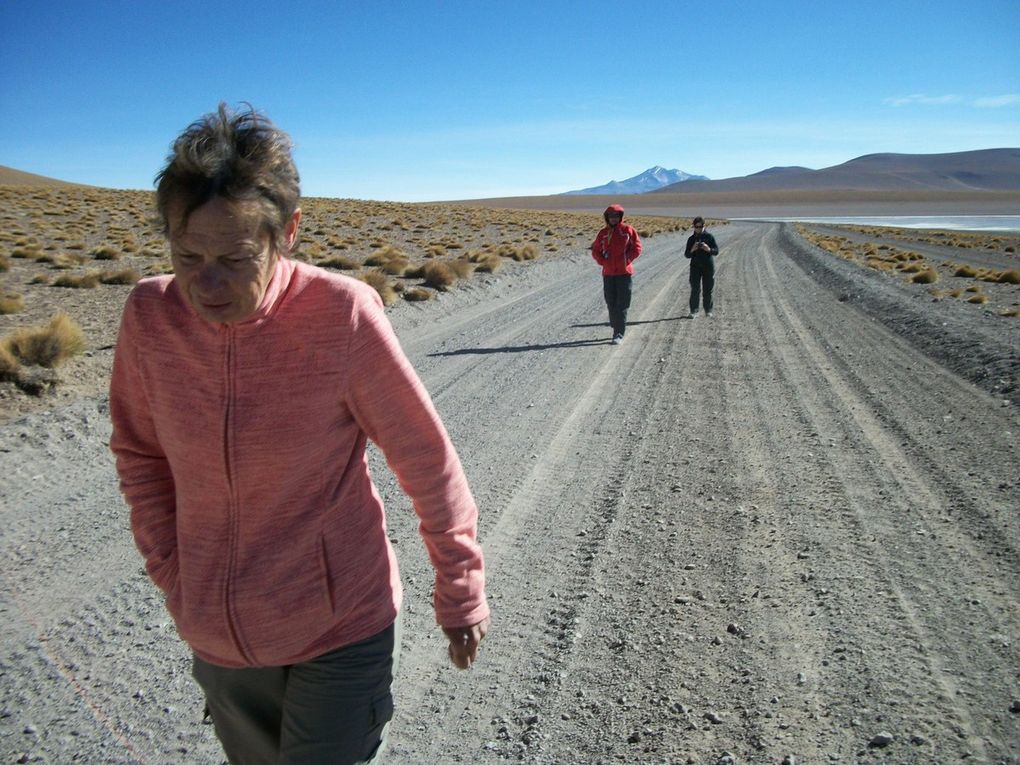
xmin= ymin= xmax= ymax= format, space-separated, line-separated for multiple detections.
xmin=603 ymin=274 xmax=632 ymax=337
xmin=689 ymin=258 xmax=715 ymax=313
xmin=193 ymin=620 xmax=400 ymax=765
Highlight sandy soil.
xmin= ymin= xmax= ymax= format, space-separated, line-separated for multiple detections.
xmin=2 ymin=222 xmax=1019 ymax=764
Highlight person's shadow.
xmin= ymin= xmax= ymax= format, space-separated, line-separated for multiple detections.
xmin=430 ymin=338 xmax=608 ymax=356
xmin=429 ymin=316 xmax=687 ymax=357
xmin=569 ymin=316 xmax=688 ymax=329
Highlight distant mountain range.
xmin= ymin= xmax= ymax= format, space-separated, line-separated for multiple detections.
xmin=651 ymin=149 xmax=1020 ymax=194
xmin=561 ymin=166 xmax=708 ymax=195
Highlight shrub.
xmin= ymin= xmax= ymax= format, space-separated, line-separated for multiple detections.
xmin=997 ymin=270 xmax=1020 ymax=284
xmin=100 ymin=269 xmax=141 ymax=285
xmin=320 ymin=255 xmax=359 ymax=270
xmin=473 ymin=254 xmax=502 ymax=273
xmin=954 ymin=265 xmax=979 ymax=277
xmin=1000 ymin=307 xmax=1020 ymax=317
xmin=402 ymin=287 xmax=433 ymax=302
xmin=30 ymin=274 xmax=51 ymax=285
xmin=967 ymin=294 xmax=988 ymax=304
xmin=91 ymin=245 xmax=120 ymax=260
xmin=3 ymin=312 xmax=85 ymax=368
xmin=912 ymin=269 xmax=939 ymax=284
xmin=364 ymin=244 xmax=404 ymax=267
xmin=53 ymin=272 xmax=101 ymax=289
xmin=419 ymin=261 xmax=456 ymax=290
xmin=379 ymin=257 xmax=409 ymax=276
xmin=0 ymin=293 xmax=25 ymax=314
xmin=448 ymin=259 xmax=474 ymax=279
xmin=358 ymin=270 xmax=398 ymax=306
xmin=0 ymin=254 xmax=9 ymax=272
xmin=0 ymin=343 xmax=20 ymax=382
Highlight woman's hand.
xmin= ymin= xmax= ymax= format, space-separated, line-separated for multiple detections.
xmin=443 ymin=616 xmax=491 ymax=669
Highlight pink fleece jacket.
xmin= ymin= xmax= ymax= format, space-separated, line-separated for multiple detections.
xmin=109 ymin=257 xmax=489 ymax=668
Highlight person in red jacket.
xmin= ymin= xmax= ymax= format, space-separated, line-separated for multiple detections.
xmin=109 ymin=104 xmax=489 ymax=765
xmin=590 ymin=204 xmax=643 ymax=344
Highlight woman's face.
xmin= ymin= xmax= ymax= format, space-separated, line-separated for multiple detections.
xmin=169 ymin=197 xmax=298 ymax=324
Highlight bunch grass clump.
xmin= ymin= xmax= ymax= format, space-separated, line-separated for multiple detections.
xmin=90 ymin=245 xmax=120 ymax=260
xmin=3 ymin=312 xmax=85 ymax=368
xmin=320 ymin=255 xmax=360 ymax=270
xmin=358 ymin=270 xmax=398 ymax=306
xmin=53 ymin=272 xmax=101 ymax=289
xmin=0 ymin=292 xmax=25 ymax=314
xmin=99 ymin=268 xmax=141 ymax=285
xmin=402 ymin=287 xmax=433 ymax=302
xmin=996 ymin=269 xmax=1020 ymax=284
xmin=419 ymin=261 xmax=457 ymax=290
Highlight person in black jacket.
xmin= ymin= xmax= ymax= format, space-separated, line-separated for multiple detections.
xmin=683 ymin=216 xmax=719 ymax=318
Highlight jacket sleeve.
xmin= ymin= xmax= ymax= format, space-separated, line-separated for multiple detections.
xmin=684 ymin=235 xmax=695 ymax=258
xmin=706 ymin=233 xmax=719 ymax=256
xmin=109 ymin=292 xmax=179 ymax=595
xmin=626 ymin=226 xmax=643 ymax=263
xmin=590 ymin=229 xmax=607 ymax=265
xmin=346 ymin=290 xmax=489 ymax=629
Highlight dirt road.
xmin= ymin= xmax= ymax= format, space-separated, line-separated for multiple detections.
xmin=3 ymin=223 xmax=1018 ymax=764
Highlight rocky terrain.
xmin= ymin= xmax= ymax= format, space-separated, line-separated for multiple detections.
xmin=2 ymin=217 xmax=1019 ymax=764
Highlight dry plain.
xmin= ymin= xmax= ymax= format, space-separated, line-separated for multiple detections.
xmin=1 ymin=182 xmax=1019 ymax=764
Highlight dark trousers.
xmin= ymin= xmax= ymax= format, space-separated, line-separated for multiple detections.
xmin=689 ymin=258 xmax=715 ymax=313
xmin=603 ymin=274 xmax=632 ymax=336
xmin=192 ymin=619 xmax=400 ymax=765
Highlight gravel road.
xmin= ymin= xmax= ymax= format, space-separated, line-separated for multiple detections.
xmin=3 ymin=222 xmax=1018 ymax=764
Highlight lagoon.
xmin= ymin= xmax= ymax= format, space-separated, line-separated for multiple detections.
xmin=736 ymin=215 xmax=1020 ymax=232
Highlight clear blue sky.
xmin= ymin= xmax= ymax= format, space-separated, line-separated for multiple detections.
xmin=1 ymin=1 xmax=1017 ymax=202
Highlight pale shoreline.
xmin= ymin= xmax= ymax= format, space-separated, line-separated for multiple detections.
xmin=445 ymin=189 xmax=1020 ymax=221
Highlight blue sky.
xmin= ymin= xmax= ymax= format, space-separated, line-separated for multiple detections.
xmin=1 ymin=0 xmax=1017 ymax=202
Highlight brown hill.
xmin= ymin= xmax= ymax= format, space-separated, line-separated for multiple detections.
xmin=0 ymin=165 xmax=81 ymax=187
xmin=653 ymin=148 xmax=1020 ymax=194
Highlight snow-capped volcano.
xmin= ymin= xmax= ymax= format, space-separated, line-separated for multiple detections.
xmin=561 ymin=166 xmax=708 ymax=195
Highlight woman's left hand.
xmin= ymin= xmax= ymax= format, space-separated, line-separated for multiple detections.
xmin=443 ymin=616 xmax=491 ymax=669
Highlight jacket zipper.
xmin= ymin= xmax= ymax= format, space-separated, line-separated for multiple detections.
xmin=222 ymin=326 xmax=254 ymax=664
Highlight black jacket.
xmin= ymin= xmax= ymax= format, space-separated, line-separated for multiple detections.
xmin=685 ymin=231 xmax=719 ymax=263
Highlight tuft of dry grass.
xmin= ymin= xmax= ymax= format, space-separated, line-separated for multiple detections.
xmin=0 ymin=292 xmax=25 ymax=314
xmin=402 ymin=287 xmax=433 ymax=302
xmin=419 ymin=261 xmax=457 ymax=290
xmin=911 ymin=269 xmax=939 ymax=284
xmin=357 ymin=270 xmax=398 ymax=305
xmin=99 ymin=268 xmax=141 ymax=285
xmin=0 ymin=254 xmax=9 ymax=272
xmin=52 ymin=272 xmax=101 ymax=289
xmin=3 ymin=312 xmax=86 ymax=368
xmin=997 ymin=269 xmax=1020 ymax=284
xmin=0 ymin=342 xmax=20 ymax=381
xmin=999 ymin=306 xmax=1020 ymax=317
xmin=320 ymin=255 xmax=360 ymax=270
xmin=967 ymin=294 xmax=988 ymax=304
xmin=472 ymin=253 xmax=502 ymax=273
xmin=90 ymin=245 xmax=120 ymax=260
xmin=379 ymin=257 xmax=410 ymax=276
xmin=448 ymin=259 xmax=474 ymax=279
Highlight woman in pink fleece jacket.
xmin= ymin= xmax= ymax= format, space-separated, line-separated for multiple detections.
xmin=109 ymin=104 xmax=490 ymax=765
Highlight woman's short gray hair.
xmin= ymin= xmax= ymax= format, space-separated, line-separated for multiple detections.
xmin=155 ymin=103 xmax=300 ymax=252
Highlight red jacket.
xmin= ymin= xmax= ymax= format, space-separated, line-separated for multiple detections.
xmin=591 ymin=204 xmax=642 ymax=276
xmin=110 ymin=258 xmax=488 ymax=667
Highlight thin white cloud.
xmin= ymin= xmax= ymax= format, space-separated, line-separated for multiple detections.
xmin=972 ymin=94 xmax=1020 ymax=108
xmin=884 ymin=94 xmax=961 ymax=107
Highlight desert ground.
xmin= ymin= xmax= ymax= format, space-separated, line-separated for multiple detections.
xmin=2 ymin=184 xmax=1019 ymax=764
